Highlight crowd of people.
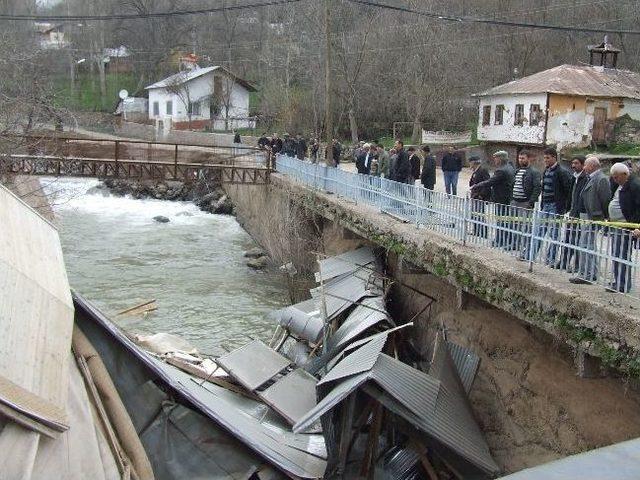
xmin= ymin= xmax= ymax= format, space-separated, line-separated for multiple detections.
xmin=257 ymin=132 xmax=639 ymax=293
xmin=467 ymin=147 xmax=640 ymax=293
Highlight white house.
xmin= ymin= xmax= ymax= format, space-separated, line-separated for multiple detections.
xmin=145 ymin=66 xmax=256 ymax=131
xmin=474 ymin=40 xmax=640 ymax=151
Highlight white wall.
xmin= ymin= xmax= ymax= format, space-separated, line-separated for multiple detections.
xmin=147 ymin=69 xmax=251 ymax=126
xmin=477 ymin=93 xmax=547 ymax=145
xmin=546 ymin=97 xmax=640 ymax=149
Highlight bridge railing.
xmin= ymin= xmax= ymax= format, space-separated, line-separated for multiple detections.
xmin=277 ymin=154 xmax=640 ymax=298
xmin=0 ymin=134 xmax=267 ymax=168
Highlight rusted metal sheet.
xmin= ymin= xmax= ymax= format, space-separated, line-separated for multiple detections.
xmin=475 ymin=64 xmax=640 ymax=99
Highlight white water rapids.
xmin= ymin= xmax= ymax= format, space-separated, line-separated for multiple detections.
xmin=41 ymin=177 xmax=288 ymax=353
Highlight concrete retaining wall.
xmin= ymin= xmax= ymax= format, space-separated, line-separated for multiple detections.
xmin=225 ymin=175 xmax=640 ymax=475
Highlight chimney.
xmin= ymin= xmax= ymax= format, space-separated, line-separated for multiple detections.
xmin=588 ymin=36 xmax=620 ymax=69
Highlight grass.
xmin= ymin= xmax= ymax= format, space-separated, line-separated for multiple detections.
xmin=567 ymin=143 xmax=640 ymax=157
xmin=52 ymin=73 xmax=140 ymax=112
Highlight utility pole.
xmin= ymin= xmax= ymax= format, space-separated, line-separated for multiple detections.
xmin=324 ymin=0 xmax=334 ymax=165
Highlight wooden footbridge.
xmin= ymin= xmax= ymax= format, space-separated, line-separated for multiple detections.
xmin=0 ymin=134 xmax=272 ymax=184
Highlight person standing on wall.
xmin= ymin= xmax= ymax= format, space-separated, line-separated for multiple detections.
xmin=570 ymin=156 xmax=611 ymax=284
xmin=408 ymin=147 xmax=421 ymax=184
xmin=470 ymin=150 xmax=515 ymax=247
xmin=270 ymin=133 xmax=283 ymax=170
xmin=524 ymin=147 xmax=572 ymax=265
xmin=468 ymin=156 xmax=491 ymax=238
xmin=605 ymin=162 xmax=640 ymax=293
xmin=509 ymin=150 xmax=541 ymax=253
xmin=559 ymin=155 xmax=589 ymax=272
xmin=420 ymin=145 xmax=436 ymax=190
xmin=441 ymin=145 xmax=463 ymax=195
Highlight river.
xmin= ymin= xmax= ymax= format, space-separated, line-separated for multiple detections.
xmin=42 ymin=177 xmax=288 ymax=354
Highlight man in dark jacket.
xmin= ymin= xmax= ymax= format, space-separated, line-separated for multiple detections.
xmin=606 ymin=162 xmax=640 ymax=292
xmin=282 ymin=133 xmax=296 ymax=157
xmin=295 ymin=133 xmax=307 ymax=160
xmin=527 ymin=147 xmax=573 ymax=264
xmin=441 ymin=145 xmax=463 ymax=195
xmin=471 ymin=150 xmax=515 ymax=247
xmin=469 ymin=156 xmax=491 ymax=237
xmin=270 ymin=133 xmax=283 ymax=155
xmin=331 ymin=139 xmax=342 ymax=167
xmin=257 ymin=133 xmax=269 ymax=149
xmin=570 ymin=156 xmax=612 ymax=284
xmin=408 ymin=147 xmax=420 ymax=184
xmin=355 ymin=143 xmax=374 ymax=175
xmin=420 ymin=145 xmax=436 ymax=190
xmin=509 ymin=150 xmax=542 ymax=252
xmin=390 ymin=140 xmax=411 ymax=183
xmin=559 ymin=155 xmax=589 ymax=271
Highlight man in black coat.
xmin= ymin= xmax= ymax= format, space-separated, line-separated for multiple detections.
xmin=469 ymin=156 xmax=490 ymax=237
xmin=355 ymin=143 xmax=374 ymax=175
xmin=408 ymin=147 xmax=421 ymax=184
xmin=282 ymin=133 xmax=296 ymax=157
xmin=295 ymin=133 xmax=307 ymax=160
xmin=257 ymin=133 xmax=269 ymax=149
xmin=559 ymin=155 xmax=589 ymax=271
xmin=471 ymin=150 xmax=515 ymax=247
xmin=441 ymin=145 xmax=463 ymax=195
xmin=390 ymin=140 xmax=411 ymax=183
xmin=331 ymin=139 xmax=342 ymax=167
xmin=420 ymin=145 xmax=436 ymax=190
xmin=608 ymin=162 xmax=640 ymax=292
xmin=270 ymin=133 xmax=283 ymax=154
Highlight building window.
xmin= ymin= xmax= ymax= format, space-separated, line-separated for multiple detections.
xmin=482 ymin=105 xmax=491 ymax=126
xmin=188 ymin=101 xmax=201 ymax=116
xmin=530 ymin=104 xmax=542 ymax=126
xmin=494 ymin=105 xmax=504 ymax=125
xmin=153 ymin=101 xmax=159 ymax=116
xmin=514 ymin=104 xmax=525 ymax=126
xmin=166 ymin=100 xmax=173 ymax=116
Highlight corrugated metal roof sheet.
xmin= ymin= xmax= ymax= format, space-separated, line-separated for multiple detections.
xmin=293 ymin=373 xmax=370 ymax=433
xmin=475 ymin=64 xmax=640 ymax=99
xmin=326 ymin=297 xmax=392 ymax=354
xmin=310 ymin=273 xmax=375 ymax=322
xmin=74 ymin=293 xmax=326 ymax=479
xmin=498 ymin=437 xmax=640 ymax=479
xmin=446 ymin=341 xmax=480 ymax=394
xmin=216 ymin=340 xmax=291 ymax=392
xmin=315 ymin=247 xmax=376 ymax=283
xmin=259 ymin=369 xmax=318 ymax=426
xmin=423 ymin=336 xmax=499 ymax=475
xmin=318 ymin=334 xmax=388 ymax=386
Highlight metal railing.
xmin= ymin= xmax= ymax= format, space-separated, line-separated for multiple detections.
xmin=276 ymin=155 xmax=640 ymax=297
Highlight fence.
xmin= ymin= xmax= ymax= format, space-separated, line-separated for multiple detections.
xmin=276 ymin=154 xmax=640 ymax=298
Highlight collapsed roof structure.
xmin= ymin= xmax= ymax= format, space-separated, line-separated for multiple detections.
xmin=0 ymin=182 xmax=498 ymax=479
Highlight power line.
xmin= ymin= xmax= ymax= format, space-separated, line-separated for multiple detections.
xmin=346 ymin=0 xmax=640 ymax=36
xmin=0 ymin=0 xmax=304 ymax=21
